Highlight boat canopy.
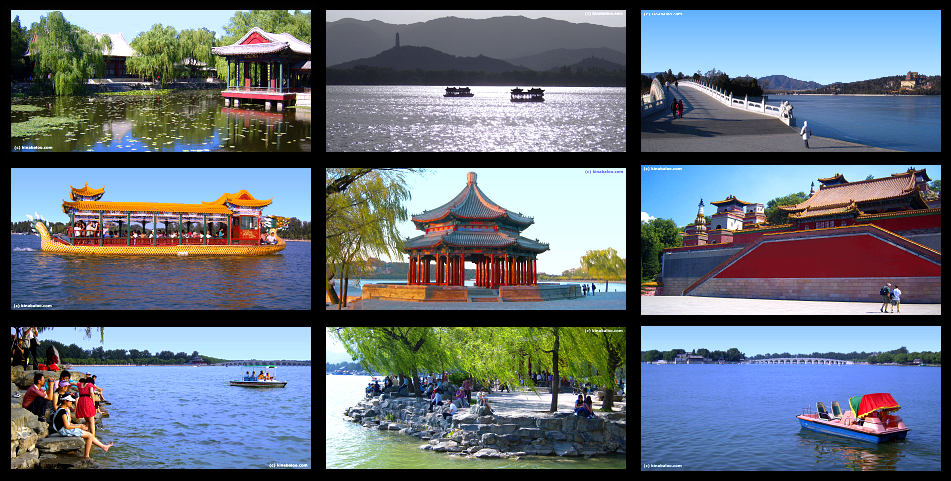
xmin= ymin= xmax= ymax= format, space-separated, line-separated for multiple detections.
xmin=851 ymin=393 xmax=901 ymax=418
xmin=241 ymin=365 xmax=277 ymax=377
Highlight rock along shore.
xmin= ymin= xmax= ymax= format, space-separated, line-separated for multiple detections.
xmin=11 ymin=366 xmax=111 ymax=469
xmin=343 ymin=389 xmax=626 ymax=459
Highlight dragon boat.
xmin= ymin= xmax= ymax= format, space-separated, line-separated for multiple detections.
xmin=797 ymin=393 xmax=910 ymax=443
xmin=26 ymin=183 xmax=287 ymax=256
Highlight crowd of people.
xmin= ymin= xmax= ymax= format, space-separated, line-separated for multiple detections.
xmin=13 ymin=327 xmax=113 ymax=459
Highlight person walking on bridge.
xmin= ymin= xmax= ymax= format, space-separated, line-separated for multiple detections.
xmin=800 ymin=121 xmax=813 ymax=149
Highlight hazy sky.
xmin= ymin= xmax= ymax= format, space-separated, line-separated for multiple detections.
xmin=642 ymin=326 xmax=941 ymax=356
xmin=641 ymin=10 xmax=941 ymax=85
xmin=327 ymin=10 xmax=626 ymax=28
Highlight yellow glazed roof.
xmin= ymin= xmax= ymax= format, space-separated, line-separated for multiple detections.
xmin=62 ymin=188 xmax=271 ymax=215
xmin=63 ymin=200 xmax=233 ymax=215
xmin=203 ymin=190 xmax=273 ymax=208
xmin=70 ymin=182 xmax=105 ymax=201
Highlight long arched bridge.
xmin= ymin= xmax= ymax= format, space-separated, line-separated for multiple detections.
xmin=751 ymin=358 xmax=851 ymax=365
xmin=212 ymin=360 xmax=311 ymax=366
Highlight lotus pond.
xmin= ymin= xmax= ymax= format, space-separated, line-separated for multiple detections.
xmin=11 ymin=90 xmax=311 ymax=152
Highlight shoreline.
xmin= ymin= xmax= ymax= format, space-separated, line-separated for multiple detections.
xmin=342 ymin=388 xmax=626 ymax=459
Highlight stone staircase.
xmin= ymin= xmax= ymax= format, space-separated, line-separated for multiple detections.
xmin=466 ymin=287 xmax=500 ymax=302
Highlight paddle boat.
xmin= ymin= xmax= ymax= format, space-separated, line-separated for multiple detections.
xmin=229 ymin=365 xmax=287 ymax=388
xmin=796 ymin=392 xmax=910 ymax=443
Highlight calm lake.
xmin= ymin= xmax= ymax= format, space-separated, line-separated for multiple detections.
xmin=641 ymin=364 xmax=941 ymax=470
xmin=66 ymin=365 xmax=311 ymax=468
xmin=11 ymin=90 xmax=312 ymax=152
xmin=326 ymin=85 xmax=626 ymax=152
xmin=765 ymin=95 xmax=940 ymax=152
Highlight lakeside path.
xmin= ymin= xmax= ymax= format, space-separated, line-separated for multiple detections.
xmin=642 ymin=295 xmax=941 ymax=315
xmin=642 ymin=84 xmax=900 ymax=152
xmin=479 ymin=389 xmax=626 ymax=417
xmin=327 ymin=292 xmax=625 ymax=310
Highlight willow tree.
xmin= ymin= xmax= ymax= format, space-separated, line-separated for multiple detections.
xmin=580 ymin=248 xmax=626 ymax=292
xmin=557 ymin=327 xmax=626 ymax=411
xmin=329 ymin=327 xmax=453 ymax=399
xmin=27 ymin=11 xmax=110 ymax=96
xmin=463 ymin=327 xmax=626 ymax=413
xmin=325 ymin=168 xmax=423 ymax=307
xmin=126 ymin=24 xmax=182 ymax=87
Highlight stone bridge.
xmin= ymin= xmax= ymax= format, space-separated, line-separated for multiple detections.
xmin=751 ymin=358 xmax=850 ymax=365
xmin=212 ymin=360 xmax=311 ymax=366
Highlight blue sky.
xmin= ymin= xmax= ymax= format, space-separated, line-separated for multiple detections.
xmin=11 ymin=10 xmax=309 ymax=40
xmin=641 ymin=10 xmax=941 ymax=85
xmin=375 ymin=168 xmax=626 ymax=275
xmin=10 ymin=168 xmax=311 ymax=224
xmin=13 ymin=327 xmax=311 ymax=361
xmin=640 ymin=165 xmax=940 ymax=228
xmin=642 ymin=326 xmax=941 ymax=357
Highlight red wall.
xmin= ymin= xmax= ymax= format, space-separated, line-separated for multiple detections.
xmin=716 ymin=234 xmax=940 ymax=278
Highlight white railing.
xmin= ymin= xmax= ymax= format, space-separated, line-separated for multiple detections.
xmin=678 ymin=80 xmax=796 ymax=126
xmin=641 ymin=78 xmax=671 ymax=118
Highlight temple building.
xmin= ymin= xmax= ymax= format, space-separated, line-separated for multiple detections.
xmin=683 ymin=195 xmax=766 ymax=246
xmin=211 ymin=27 xmax=311 ymax=111
xmin=682 ymin=168 xmax=936 ymax=247
xmin=779 ymin=169 xmax=933 ymax=230
xmin=402 ymin=172 xmax=549 ymax=288
xmin=663 ymin=168 xmax=940 ymax=303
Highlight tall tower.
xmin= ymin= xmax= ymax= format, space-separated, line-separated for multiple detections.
xmin=395 ymin=32 xmax=400 ymax=48
xmin=682 ymin=198 xmax=708 ymax=247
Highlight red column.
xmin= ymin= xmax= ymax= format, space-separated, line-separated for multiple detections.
xmin=490 ymin=254 xmax=496 ymax=289
xmin=408 ymin=254 xmax=413 ymax=284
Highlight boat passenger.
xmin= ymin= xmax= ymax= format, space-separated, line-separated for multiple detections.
xmin=53 ymin=394 xmax=113 ymax=459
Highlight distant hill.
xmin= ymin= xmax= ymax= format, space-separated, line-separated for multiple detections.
xmin=326 ymin=15 xmax=626 ymax=68
xmin=328 ymin=45 xmax=530 ymax=73
xmin=506 ymin=47 xmax=625 ymax=71
xmin=758 ymin=75 xmax=823 ymax=91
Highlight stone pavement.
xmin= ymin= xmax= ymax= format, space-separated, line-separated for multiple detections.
xmin=328 ymin=292 xmax=625 ymax=309
xmin=641 ymin=83 xmax=900 ymax=152
xmin=641 ymin=295 xmax=940 ymax=315
xmin=484 ymin=389 xmax=625 ymax=417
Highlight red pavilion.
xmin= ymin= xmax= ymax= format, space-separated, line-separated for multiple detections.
xmin=403 ymin=172 xmax=549 ymax=288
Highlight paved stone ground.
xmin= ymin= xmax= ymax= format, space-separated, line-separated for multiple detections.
xmin=641 ymin=295 xmax=940 ymax=315
xmin=482 ymin=389 xmax=626 ymax=417
xmin=641 ymin=83 xmax=901 ymax=152
xmin=327 ymin=292 xmax=625 ymax=310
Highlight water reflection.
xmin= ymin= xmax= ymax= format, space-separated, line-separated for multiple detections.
xmin=12 ymin=90 xmax=311 ymax=152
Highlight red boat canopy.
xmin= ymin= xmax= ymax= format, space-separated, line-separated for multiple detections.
xmin=856 ymin=393 xmax=901 ymax=418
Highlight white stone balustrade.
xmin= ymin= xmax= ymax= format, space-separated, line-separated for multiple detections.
xmin=640 ymin=78 xmax=670 ymax=117
xmin=678 ymin=80 xmax=796 ymax=126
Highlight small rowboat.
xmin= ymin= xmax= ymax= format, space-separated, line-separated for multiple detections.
xmin=230 ymin=365 xmax=287 ymax=388
xmin=796 ymin=393 xmax=910 ymax=443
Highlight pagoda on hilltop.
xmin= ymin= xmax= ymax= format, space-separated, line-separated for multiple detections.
xmin=403 ymin=172 xmax=549 ymax=288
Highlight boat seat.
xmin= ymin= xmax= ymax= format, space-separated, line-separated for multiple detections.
xmin=830 ymin=401 xmax=843 ymax=420
xmin=816 ymin=402 xmax=833 ymax=420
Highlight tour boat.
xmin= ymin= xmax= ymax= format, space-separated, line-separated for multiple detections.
xmin=796 ymin=393 xmax=910 ymax=443
xmin=27 ymin=183 xmax=286 ymax=256
xmin=510 ymin=87 xmax=544 ymax=102
xmin=230 ymin=365 xmax=287 ymax=388
xmin=444 ymin=87 xmax=474 ymax=97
